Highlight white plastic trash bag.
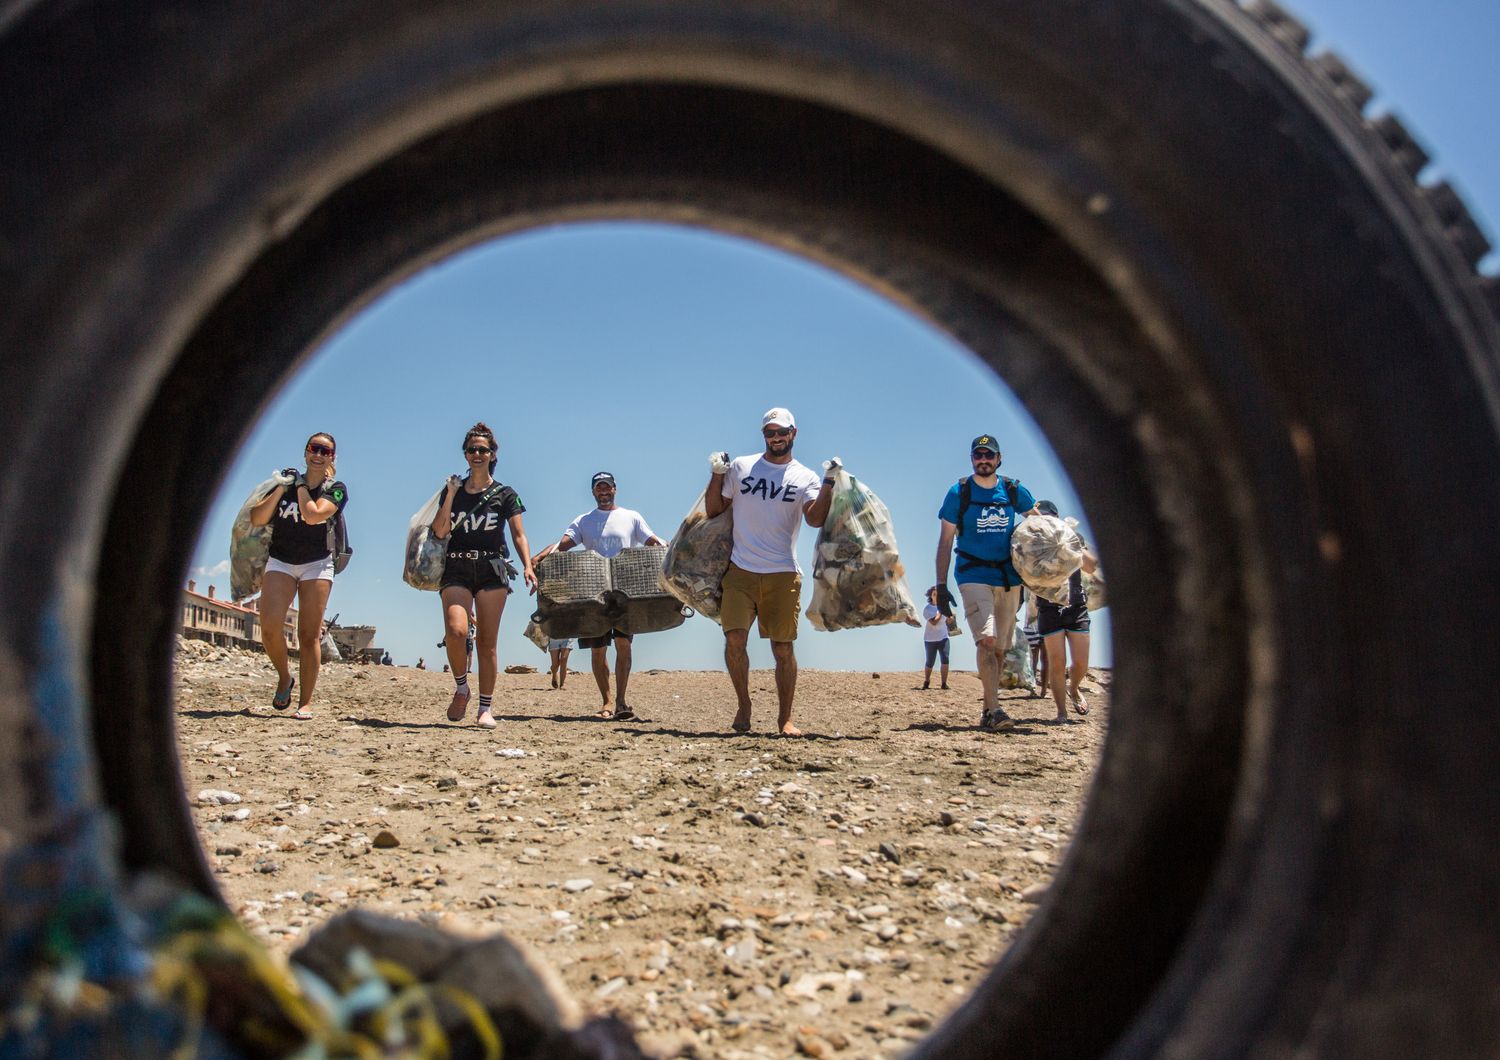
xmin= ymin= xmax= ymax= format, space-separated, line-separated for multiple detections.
xmin=659 ymin=488 xmax=734 ymax=623
xmin=806 ymin=460 xmax=920 ymax=632
xmin=230 ymin=472 xmax=293 ymax=602
xmin=403 ymin=483 xmax=450 ymax=591
xmin=1011 ymin=514 xmax=1085 ymax=606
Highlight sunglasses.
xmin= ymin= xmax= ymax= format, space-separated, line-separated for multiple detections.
xmin=971 ymin=449 xmax=998 ymax=460
xmin=762 ymin=427 xmax=793 ymax=438
xmin=307 ymin=443 xmax=334 ymax=456
xmin=464 ymin=446 xmax=493 ymax=456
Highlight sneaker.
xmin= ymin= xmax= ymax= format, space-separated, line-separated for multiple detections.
xmin=447 ymin=686 xmax=470 ymax=721
xmin=476 ymin=709 xmax=497 ymax=730
xmin=981 ymin=709 xmax=1015 ymax=732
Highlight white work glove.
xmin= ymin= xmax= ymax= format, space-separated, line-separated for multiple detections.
xmin=273 ymin=468 xmax=297 ymax=486
xmin=823 ymin=457 xmax=844 ymax=473
xmin=708 ymin=451 xmax=731 ymax=474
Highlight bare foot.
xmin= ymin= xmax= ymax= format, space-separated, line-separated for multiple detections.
xmin=778 ymin=722 xmax=805 ymax=736
xmin=731 ymin=708 xmax=752 ymax=733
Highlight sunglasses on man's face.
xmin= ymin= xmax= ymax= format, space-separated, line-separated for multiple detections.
xmin=464 ymin=446 xmax=492 ymax=456
xmin=307 ymin=444 xmax=334 ymax=456
xmin=763 ymin=427 xmax=792 ymax=438
xmin=971 ymin=449 xmax=998 ymax=461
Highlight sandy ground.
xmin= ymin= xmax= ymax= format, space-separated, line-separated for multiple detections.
xmin=175 ymin=641 xmax=1108 ymax=1058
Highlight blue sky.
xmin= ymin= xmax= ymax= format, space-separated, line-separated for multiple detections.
xmin=190 ymin=0 xmax=1495 ymax=671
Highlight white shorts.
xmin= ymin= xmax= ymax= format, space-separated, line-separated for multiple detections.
xmin=547 ymin=638 xmax=574 ymax=651
xmin=266 ymin=555 xmax=336 ymax=583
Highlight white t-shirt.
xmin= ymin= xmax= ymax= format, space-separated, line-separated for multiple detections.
xmin=563 ymin=507 xmax=657 ymax=558
xmin=722 ymin=455 xmax=823 ymax=574
xmin=922 ymin=603 xmax=949 ymax=642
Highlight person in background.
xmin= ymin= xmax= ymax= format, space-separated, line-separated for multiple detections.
xmin=1022 ymin=594 xmax=1045 ymax=697
xmin=249 ymin=430 xmax=349 ymax=721
xmin=935 ymin=433 xmax=1037 ymax=732
xmin=547 ymin=637 xmax=573 ymax=690
xmin=920 ymin=586 xmax=951 ymax=690
xmin=429 ymin=421 xmax=537 ymax=730
xmin=705 ymin=408 xmax=835 ymax=736
xmin=1033 ymin=499 xmax=1098 ymax=721
xmin=416 ymin=658 xmax=426 ymax=670
xmin=532 ymin=472 xmax=664 ymax=720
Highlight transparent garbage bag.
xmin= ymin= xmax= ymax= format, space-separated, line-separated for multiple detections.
xmin=403 ymin=482 xmax=451 ymax=591
xmin=1082 ymin=569 xmax=1107 ymax=611
xmin=806 ymin=460 xmax=920 ymax=632
xmin=1010 ymin=513 xmax=1085 ymax=606
xmin=230 ymin=472 xmax=293 ymax=602
xmin=999 ymin=624 xmax=1037 ymax=691
xmin=659 ymin=488 xmax=735 ymax=624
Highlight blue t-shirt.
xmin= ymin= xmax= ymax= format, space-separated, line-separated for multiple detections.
xmin=938 ymin=477 xmax=1036 ymax=587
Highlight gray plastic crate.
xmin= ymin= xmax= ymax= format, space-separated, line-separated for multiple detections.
xmin=531 ymin=545 xmax=688 ymax=638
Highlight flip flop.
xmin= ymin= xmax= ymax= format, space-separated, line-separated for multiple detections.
xmin=291 ymin=707 xmax=313 ymax=720
xmin=612 ymin=707 xmax=637 ymax=721
xmin=272 ymin=676 xmax=295 ymax=710
xmin=1070 ymin=689 xmax=1090 ymax=716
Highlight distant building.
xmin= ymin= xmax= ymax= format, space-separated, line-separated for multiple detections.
xmin=326 ymin=620 xmax=383 ymax=664
xmin=181 ymin=580 xmax=297 ymax=654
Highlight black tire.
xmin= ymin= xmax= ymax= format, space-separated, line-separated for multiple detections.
xmin=1 ymin=1 xmax=1497 ymax=1054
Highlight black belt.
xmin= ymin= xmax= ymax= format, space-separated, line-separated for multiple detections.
xmin=447 ymin=549 xmax=504 ymax=560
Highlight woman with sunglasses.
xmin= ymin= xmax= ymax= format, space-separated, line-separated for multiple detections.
xmin=248 ymin=431 xmax=348 ymax=720
xmin=430 ymin=422 xmax=537 ymax=729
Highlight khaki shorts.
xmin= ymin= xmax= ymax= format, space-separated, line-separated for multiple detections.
xmin=720 ymin=563 xmax=802 ymax=641
xmin=960 ymin=582 xmax=1022 ymax=649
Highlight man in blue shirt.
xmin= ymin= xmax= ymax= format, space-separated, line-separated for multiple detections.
xmin=935 ymin=434 xmax=1037 ymax=731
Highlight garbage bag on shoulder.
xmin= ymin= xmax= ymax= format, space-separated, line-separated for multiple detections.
xmin=403 ymin=482 xmax=450 ymax=591
xmin=805 ymin=460 xmax=920 ymax=632
xmin=1010 ymin=513 xmax=1085 ymax=606
xmin=230 ymin=472 xmax=293 ymax=602
xmin=659 ymin=488 xmax=734 ymax=623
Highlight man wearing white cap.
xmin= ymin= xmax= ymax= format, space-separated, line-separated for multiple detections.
xmin=705 ymin=408 xmax=835 ymax=735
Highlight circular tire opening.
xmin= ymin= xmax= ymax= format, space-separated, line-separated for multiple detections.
xmin=3 ymin=1 xmax=1497 ymax=1055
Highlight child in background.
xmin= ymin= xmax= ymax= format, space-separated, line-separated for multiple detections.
xmin=921 ymin=586 xmax=951 ymax=691
xmin=548 ymin=638 xmax=573 ymax=690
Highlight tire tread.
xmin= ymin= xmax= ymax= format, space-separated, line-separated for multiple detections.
xmin=1237 ymin=0 xmax=1497 ymax=322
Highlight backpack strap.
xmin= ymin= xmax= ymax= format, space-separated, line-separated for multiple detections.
xmin=955 ymin=475 xmax=1020 ymax=539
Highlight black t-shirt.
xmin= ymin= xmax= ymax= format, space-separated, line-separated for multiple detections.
xmin=268 ymin=479 xmax=349 ymax=564
xmin=446 ymin=481 xmax=525 ymax=555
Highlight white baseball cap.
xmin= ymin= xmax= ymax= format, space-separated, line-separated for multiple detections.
xmin=762 ymin=407 xmax=796 ymax=429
